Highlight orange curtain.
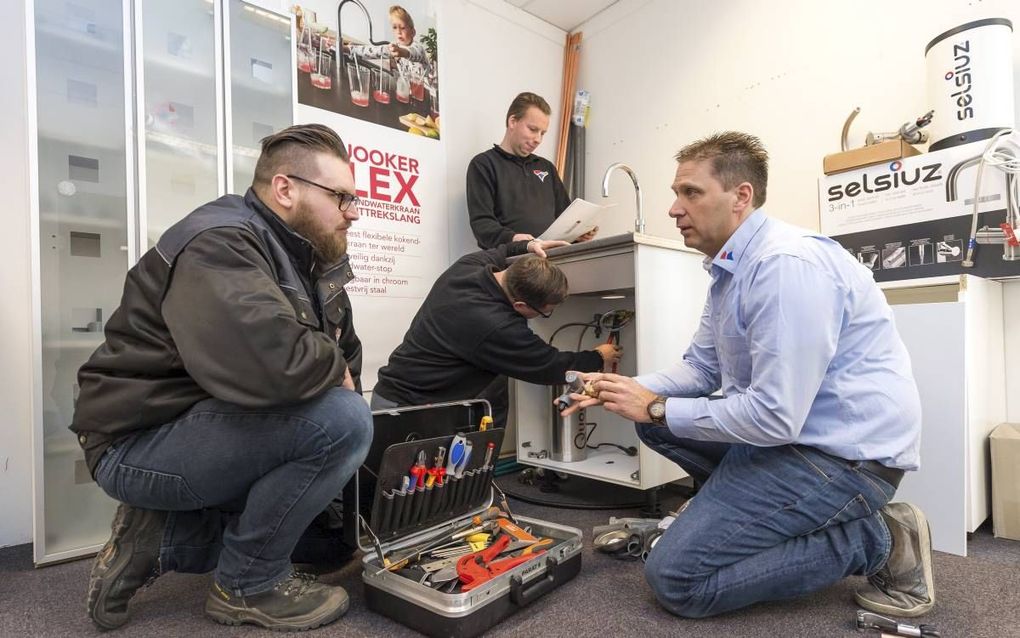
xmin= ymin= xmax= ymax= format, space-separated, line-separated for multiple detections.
xmin=556 ymin=31 xmax=582 ymax=178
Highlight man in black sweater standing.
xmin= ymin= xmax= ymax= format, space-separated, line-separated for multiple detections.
xmin=466 ymin=92 xmax=580 ymax=248
xmin=371 ymin=239 xmax=620 ymax=410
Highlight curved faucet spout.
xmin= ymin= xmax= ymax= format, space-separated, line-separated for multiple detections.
xmin=601 ymin=162 xmax=644 ymax=234
xmin=338 ymin=0 xmax=390 ymax=47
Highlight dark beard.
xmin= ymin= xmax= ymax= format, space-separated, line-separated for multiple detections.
xmin=288 ymin=203 xmax=348 ymax=263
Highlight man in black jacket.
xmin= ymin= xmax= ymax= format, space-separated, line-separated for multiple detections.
xmin=72 ymin=124 xmax=373 ymax=632
xmin=372 ymin=241 xmax=621 ymax=409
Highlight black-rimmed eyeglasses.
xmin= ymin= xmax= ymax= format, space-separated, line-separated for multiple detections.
xmin=523 ymin=301 xmax=554 ymax=319
xmin=286 ymin=174 xmax=360 ymax=212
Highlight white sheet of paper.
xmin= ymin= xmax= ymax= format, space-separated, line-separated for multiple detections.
xmin=538 ymin=199 xmax=615 ymax=242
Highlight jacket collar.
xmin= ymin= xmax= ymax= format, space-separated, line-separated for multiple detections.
xmin=492 ymin=144 xmax=540 ymax=165
xmin=245 ymin=188 xmax=316 ymax=273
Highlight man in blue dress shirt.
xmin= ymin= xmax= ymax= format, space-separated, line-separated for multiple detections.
xmin=564 ymin=132 xmax=934 ymax=619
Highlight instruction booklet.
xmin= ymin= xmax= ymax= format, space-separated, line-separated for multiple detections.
xmin=538 ymin=199 xmax=615 ymax=243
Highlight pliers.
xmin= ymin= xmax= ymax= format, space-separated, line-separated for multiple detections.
xmin=455 ymin=534 xmax=546 ymax=592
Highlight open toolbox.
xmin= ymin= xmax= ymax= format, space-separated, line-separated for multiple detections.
xmin=350 ymin=401 xmax=583 ymax=638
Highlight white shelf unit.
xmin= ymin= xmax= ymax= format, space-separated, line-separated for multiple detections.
xmin=27 ymin=0 xmax=295 ymax=566
xmin=514 ymin=233 xmax=710 ymax=490
xmin=880 ymin=274 xmax=1006 ymax=556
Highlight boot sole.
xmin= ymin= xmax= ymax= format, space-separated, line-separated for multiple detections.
xmin=855 ymin=503 xmax=936 ymax=618
xmin=205 ymin=591 xmax=350 ymax=632
xmin=86 ymin=505 xmax=133 ymax=630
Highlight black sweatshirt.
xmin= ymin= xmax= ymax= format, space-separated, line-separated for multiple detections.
xmin=466 ymin=145 xmax=571 ymax=248
xmin=373 ymin=242 xmax=604 ymax=406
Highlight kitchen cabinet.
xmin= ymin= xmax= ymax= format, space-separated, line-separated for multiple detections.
xmin=880 ymin=274 xmax=1006 ymax=556
xmin=28 ymin=0 xmax=295 ymax=565
xmin=513 ymin=233 xmax=709 ymax=496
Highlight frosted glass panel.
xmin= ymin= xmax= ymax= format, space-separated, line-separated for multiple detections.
xmin=229 ymin=0 xmax=293 ymax=193
xmin=142 ymin=0 xmax=221 ymax=247
xmin=34 ymin=0 xmax=124 ymax=559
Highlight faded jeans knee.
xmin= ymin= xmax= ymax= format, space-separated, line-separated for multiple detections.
xmin=293 ymin=388 xmax=373 ymax=465
xmin=644 ymin=548 xmax=713 ymax=618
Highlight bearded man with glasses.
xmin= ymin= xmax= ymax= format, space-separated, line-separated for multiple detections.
xmin=72 ymin=124 xmax=372 ymax=632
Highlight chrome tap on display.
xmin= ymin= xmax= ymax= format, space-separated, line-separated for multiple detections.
xmin=601 ymin=163 xmax=644 ymax=234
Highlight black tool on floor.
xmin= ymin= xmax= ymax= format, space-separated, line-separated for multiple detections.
xmin=855 ymin=610 xmax=940 ymax=637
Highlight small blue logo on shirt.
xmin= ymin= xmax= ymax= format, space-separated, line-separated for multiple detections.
xmin=719 ymin=250 xmax=735 ymax=260
xmin=533 ymin=170 xmax=549 ymax=182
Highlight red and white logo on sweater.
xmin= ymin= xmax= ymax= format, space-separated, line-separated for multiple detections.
xmin=533 ymin=170 xmax=549 ymax=182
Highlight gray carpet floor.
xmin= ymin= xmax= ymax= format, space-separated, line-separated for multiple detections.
xmin=2 ymin=495 xmax=1019 ymax=637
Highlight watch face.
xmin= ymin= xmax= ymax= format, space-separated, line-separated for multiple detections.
xmin=650 ymin=399 xmax=666 ymax=419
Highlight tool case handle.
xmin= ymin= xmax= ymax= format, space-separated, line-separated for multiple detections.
xmin=509 ymin=555 xmax=560 ymax=607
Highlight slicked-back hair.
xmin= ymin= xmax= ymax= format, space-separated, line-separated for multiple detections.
xmin=505 ymin=92 xmax=551 ymax=127
xmin=253 ymin=124 xmax=349 ymax=187
xmin=390 ymin=5 xmax=415 ymax=30
xmin=675 ymin=131 xmax=769 ymax=208
xmin=505 ymin=255 xmax=568 ymax=309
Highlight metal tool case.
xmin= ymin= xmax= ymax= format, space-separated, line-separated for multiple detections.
xmin=350 ymin=401 xmax=583 ymax=638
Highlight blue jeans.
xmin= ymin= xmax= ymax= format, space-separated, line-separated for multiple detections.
xmin=95 ymin=388 xmax=373 ymax=597
xmin=636 ymin=423 xmax=896 ymax=618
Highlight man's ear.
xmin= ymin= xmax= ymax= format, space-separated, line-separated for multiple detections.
xmin=733 ymin=182 xmax=754 ymax=213
xmin=269 ymin=174 xmax=297 ymax=210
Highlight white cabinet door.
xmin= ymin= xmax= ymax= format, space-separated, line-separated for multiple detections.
xmin=31 ymin=0 xmax=133 ymax=564
xmin=225 ymin=0 xmax=295 ymax=194
xmin=137 ymin=0 xmax=224 ymax=249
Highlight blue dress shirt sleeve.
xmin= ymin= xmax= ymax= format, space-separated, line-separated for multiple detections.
xmin=660 ymin=254 xmax=845 ymax=445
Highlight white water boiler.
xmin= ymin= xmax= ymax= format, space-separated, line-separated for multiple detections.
xmin=925 ymin=18 xmax=1015 ymax=151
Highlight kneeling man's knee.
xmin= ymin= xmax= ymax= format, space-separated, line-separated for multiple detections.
xmin=644 ymin=550 xmax=712 ymax=618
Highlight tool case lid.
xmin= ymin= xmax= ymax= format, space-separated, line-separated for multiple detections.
xmin=352 ymin=400 xmax=503 ymax=553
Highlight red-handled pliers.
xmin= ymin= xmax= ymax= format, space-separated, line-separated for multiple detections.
xmin=456 ymin=534 xmax=546 ymax=592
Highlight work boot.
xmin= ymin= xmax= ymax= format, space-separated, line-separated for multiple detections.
xmin=205 ymin=572 xmax=350 ymax=631
xmin=855 ymin=502 xmax=935 ymax=617
xmin=86 ymin=503 xmax=166 ymax=630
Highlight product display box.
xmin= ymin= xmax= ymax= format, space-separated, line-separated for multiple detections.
xmin=818 ymin=140 xmax=1015 ymax=282
xmin=344 ymin=401 xmax=583 ymax=638
xmin=990 ymin=423 xmax=1020 ymax=541
xmin=822 ymin=140 xmax=922 ymax=175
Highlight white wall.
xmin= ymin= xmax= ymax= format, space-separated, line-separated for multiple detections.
xmin=576 ymin=0 xmax=1020 ymax=237
xmin=0 ymin=0 xmax=35 ymax=548
xmin=439 ymin=0 xmax=566 ymax=260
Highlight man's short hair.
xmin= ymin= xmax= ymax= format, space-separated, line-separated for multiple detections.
xmin=253 ymin=124 xmax=349 ymax=187
xmin=505 ymin=92 xmax=551 ymax=127
xmin=505 ymin=255 xmax=568 ymax=309
xmin=389 ymin=5 xmax=414 ymax=31
xmin=675 ymin=131 xmax=769 ymax=208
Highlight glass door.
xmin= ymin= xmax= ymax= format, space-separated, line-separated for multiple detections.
xmin=137 ymin=0 xmax=224 ymax=249
xmin=31 ymin=0 xmax=131 ymax=564
xmin=225 ymin=0 xmax=295 ymax=194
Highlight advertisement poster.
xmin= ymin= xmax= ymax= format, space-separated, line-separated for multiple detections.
xmin=294 ymin=1 xmax=440 ymax=138
xmin=291 ymin=1 xmax=446 ymax=392
xmin=818 ymin=141 xmax=1018 ymax=282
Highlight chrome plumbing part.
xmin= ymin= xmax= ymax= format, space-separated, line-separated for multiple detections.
xmin=866 ymin=109 xmax=934 ymax=146
xmin=947 ymin=129 xmax=1020 ymax=267
xmin=592 ymin=517 xmax=663 ymax=562
xmin=839 ymin=107 xmax=934 ymax=150
xmin=855 ymin=610 xmax=940 ymax=637
xmin=601 ymin=162 xmax=644 ymax=234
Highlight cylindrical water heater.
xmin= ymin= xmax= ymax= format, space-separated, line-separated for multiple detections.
xmin=925 ymin=18 xmax=1015 ymax=151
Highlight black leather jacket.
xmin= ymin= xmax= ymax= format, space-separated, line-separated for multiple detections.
xmin=71 ymin=189 xmax=362 ymax=475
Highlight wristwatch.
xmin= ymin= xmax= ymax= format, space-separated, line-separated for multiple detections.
xmin=646 ymin=395 xmax=668 ymax=426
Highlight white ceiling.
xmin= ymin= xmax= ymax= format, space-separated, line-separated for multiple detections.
xmin=504 ymin=0 xmax=619 ymax=32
